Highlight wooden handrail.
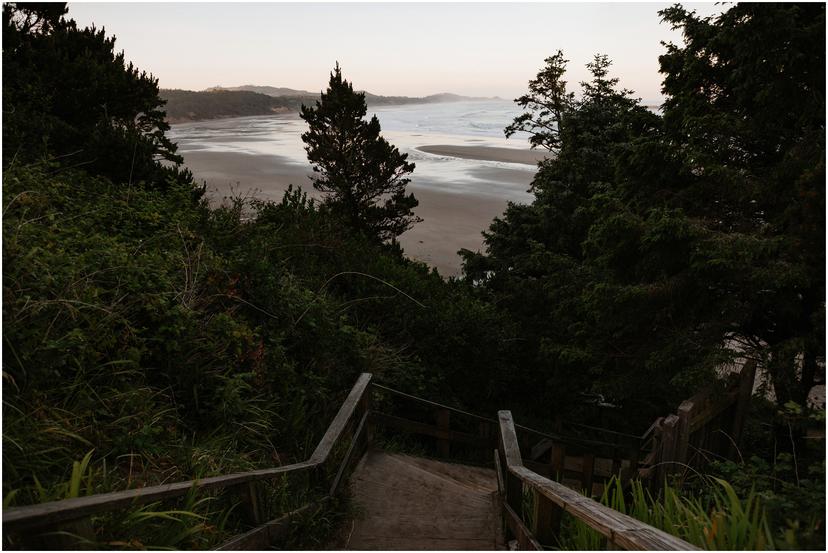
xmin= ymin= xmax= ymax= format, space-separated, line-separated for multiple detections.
xmin=370 ymin=383 xmax=497 ymax=424
xmin=216 ymin=410 xmax=373 ymax=551
xmin=3 ymin=373 xmax=373 ymax=533
xmin=373 ymin=382 xmax=640 ymax=455
xmin=564 ymin=420 xmax=643 ymax=443
xmin=497 ymin=411 xmax=699 ymax=551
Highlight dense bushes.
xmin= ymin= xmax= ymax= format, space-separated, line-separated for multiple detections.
xmin=1 ymin=160 xmax=517 ymax=513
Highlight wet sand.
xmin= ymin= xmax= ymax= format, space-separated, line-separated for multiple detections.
xmin=182 ymin=148 xmax=533 ymax=276
xmin=417 ymin=144 xmax=549 ymax=165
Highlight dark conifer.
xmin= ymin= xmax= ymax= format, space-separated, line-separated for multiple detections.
xmin=300 ymin=64 xmax=420 ymax=241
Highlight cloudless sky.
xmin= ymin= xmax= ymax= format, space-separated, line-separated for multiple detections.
xmin=68 ymin=2 xmax=727 ymax=104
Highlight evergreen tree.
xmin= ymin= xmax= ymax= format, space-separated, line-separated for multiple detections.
xmin=2 ymin=2 xmax=194 ymax=191
xmin=300 ymin=64 xmax=420 ymax=241
xmin=463 ymin=3 xmax=825 ymax=425
xmin=504 ymin=50 xmax=574 ymax=153
xmin=657 ymin=3 xmax=825 ymax=407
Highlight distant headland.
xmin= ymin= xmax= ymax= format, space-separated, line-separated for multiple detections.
xmin=162 ymin=85 xmax=500 ymax=123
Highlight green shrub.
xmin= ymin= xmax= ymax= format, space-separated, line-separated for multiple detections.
xmin=559 ymin=476 xmax=775 ymax=550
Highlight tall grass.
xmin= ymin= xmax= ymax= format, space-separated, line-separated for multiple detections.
xmin=559 ymin=476 xmax=775 ymax=550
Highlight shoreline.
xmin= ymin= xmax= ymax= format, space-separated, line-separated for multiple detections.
xmin=179 ymin=145 xmax=536 ymax=276
xmin=417 ymin=144 xmax=548 ymax=166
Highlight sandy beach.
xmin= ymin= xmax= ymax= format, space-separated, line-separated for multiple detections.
xmin=181 ymin=147 xmax=537 ymax=276
xmin=417 ymin=144 xmax=548 ymax=165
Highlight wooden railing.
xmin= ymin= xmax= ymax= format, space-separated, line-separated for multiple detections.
xmin=3 ymin=373 xmax=374 ymax=550
xmin=5 ymin=371 xmax=750 ymax=550
xmin=370 ymin=382 xmax=644 ymax=492
xmin=495 ymin=411 xmax=698 ymax=551
xmin=640 ymin=360 xmax=757 ymax=487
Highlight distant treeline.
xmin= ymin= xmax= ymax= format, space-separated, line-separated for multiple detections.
xmin=161 ymin=87 xmax=489 ymax=123
xmin=161 ymin=88 xmax=304 ymax=122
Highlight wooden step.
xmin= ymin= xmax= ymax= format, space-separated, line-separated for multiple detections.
xmin=340 ymin=449 xmax=504 ymax=550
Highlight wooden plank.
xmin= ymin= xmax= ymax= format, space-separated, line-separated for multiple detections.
xmin=581 ymin=453 xmax=595 ymax=497
xmin=523 ymin=459 xmax=553 ymax=478
xmin=239 ymin=481 xmax=265 ymax=525
xmin=346 ymin=451 xmax=502 ymax=550
xmin=503 ymin=502 xmax=543 ymax=550
xmin=494 ymin=450 xmax=505 ymax=497
xmin=675 ymin=403 xmax=693 ymax=467
xmin=506 ymin=471 xmax=523 ymax=517
xmin=657 ymin=415 xmax=679 ymax=484
xmin=369 ymin=411 xmax=489 ymax=448
xmin=530 ymin=438 xmax=554 ymax=461
xmin=329 ymin=412 xmax=369 ymax=497
xmin=515 ymin=424 xmax=640 ymax=460
xmin=497 ymin=410 xmax=697 ymax=550
xmin=375 ymin=383 xmax=638 ymax=457
xmin=729 ymin=360 xmax=757 ymax=459
xmin=216 ymin=499 xmax=327 ymax=550
xmin=687 ymin=390 xmax=739 ymax=433
xmin=3 ymin=461 xmax=315 ymax=531
xmin=370 ymin=383 xmax=497 ymax=424
xmin=4 ymin=373 xmax=373 ymax=532
xmin=511 ymin=465 xmax=698 ymax=550
xmin=498 ymin=411 xmax=523 ymax=468
xmin=479 ymin=421 xmax=495 ymax=461
xmin=215 ymin=524 xmax=270 ymax=550
xmin=532 ymin=489 xmax=562 ymax=545
xmin=309 ymin=373 xmax=372 ymax=463
xmin=561 ymin=455 xmax=615 ymax=479
xmin=527 ymin=455 xmax=621 ymax=483
xmin=550 ymin=443 xmax=566 ymax=481
xmin=611 ymin=448 xmax=622 ymax=480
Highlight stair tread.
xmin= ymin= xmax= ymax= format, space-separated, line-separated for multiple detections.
xmin=341 ymin=449 xmax=503 ymax=550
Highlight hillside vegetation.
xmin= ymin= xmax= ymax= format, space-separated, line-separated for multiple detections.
xmin=161 ymin=87 xmax=489 ymax=123
xmin=2 ymin=1 xmax=824 ymax=550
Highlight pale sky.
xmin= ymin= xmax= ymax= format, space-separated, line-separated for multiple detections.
xmin=67 ymin=2 xmax=728 ymax=104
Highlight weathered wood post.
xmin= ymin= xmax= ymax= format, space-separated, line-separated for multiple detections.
xmin=730 ymin=359 xmax=757 ymax=459
xmin=239 ymin=481 xmax=266 ymax=525
xmin=361 ymin=383 xmax=374 ymax=447
xmin=657 ymin=414 xmax=680 ymax=487
xmin=498 ymin=411 xmax=524 ymax=542
xmin=549 ymin=443 xmax=566 ymax=482
xmin=627 ymin=442 xmax=641 ymax=483
xmin=531 ymin=489 xmax=562 ymax=545
xmin=581 ymin=453 xmax=595 ymax=498
xmin=479 ymin=421 xmax=493 ymax=463
xmin=436 ymin=408 xmax=451 ymax=458
xmin=675 ymin=401 xmax=693 ymax=474
xmin=611 ymin=447 xmax=622 ymax=481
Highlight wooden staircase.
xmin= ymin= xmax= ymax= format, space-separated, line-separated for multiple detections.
xmin=343 ymin=449 xmax=502 ymax=550
xmin=4 ymin=372 xmax=724 ymax=551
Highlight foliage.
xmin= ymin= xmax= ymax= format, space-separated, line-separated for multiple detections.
xmin=559 ymin=476 xmax=775 ymax=550
xmin=2 ymin=2 xmax=195 ymax=191
xmin=656 ymin=3 xmax=826 ymax=408
xmin=462 ymin=3 xmax=825 ymax=432
xmin=504 ymin=50 xmax=573 ymax=152
xmin=300 ymin=63 xmax=421 ymax=241
xmin=700 ymin=399 xmax=826 ymax=549
xmin=464 ymin=55 xmax=690 ymax=429
xmin=3 ymin=1 xmax=823 ymax=548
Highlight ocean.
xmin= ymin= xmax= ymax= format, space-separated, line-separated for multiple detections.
xmin=168 ymin=99 xmax=538 ymax=203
